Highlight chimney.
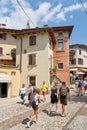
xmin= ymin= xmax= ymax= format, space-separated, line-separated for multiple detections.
xmin=0 ymin=24 xmax=6 ymax=28
xmin=26 ymin=20 xmax=30 ymax=29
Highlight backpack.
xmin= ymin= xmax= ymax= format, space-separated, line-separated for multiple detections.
xmin=60 ymin=86 xmax=67 ymax=96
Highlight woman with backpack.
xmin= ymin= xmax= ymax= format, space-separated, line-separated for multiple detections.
xmin=59 ymin=82 xmax=70 ymax=117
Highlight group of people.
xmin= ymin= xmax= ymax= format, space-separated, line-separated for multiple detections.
xmin=48 ymin=81 xmax=70 ymax=117
xmin=19 ymin=81 xmax=70 ymax=128
xmin=76 ymin=77 xmax=87 ymax=96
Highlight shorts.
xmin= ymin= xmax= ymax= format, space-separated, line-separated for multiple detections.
xmin=60 ymin=96 xmax=67 ymax=105
xmin=20 ymin=93 xmax=25 ymax=100
xmin=32 ymin=102 xmax=38 ymax=110
xmin=42 ymin=91 xmax=46 ymax=97
xmin=78 ymin=87 xmax=82 ymax=91
xmin=51 ymin=94 xmax=58 ymax=104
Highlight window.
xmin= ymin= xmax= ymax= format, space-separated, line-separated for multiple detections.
xmin=0 ymin=33 xmax=6 ymax=40
xmin=29 ymin=54 xmax=36 ymax=65
xmin=58 ymin=63 xmax=63 ymax=69
xmin=57 ymin=39 xmax=64 ymax=50
xmin=0 ymin=47 xmax=3 ymax=55
xmin=79 ymin=49 xmax=81 ymax=55
xmin=29 ymin=36 xmax=36 ymax=46
xmin=58 ymin=32 xmax=63 ymax=37
xmin=70 ymin=59 xmax=76 ymax=65
xmin=29 ymin=76 xmax=36 ymax=87
xmin=78 ymin=58 xmax=83 ymax=65
xmin=49 ymin=55 xmax=52 ymax=68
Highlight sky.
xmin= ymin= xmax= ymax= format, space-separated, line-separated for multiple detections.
xmin=0 ymin=0 xmax=87 ymax=44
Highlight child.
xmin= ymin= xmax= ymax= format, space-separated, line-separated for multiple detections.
xmin=27 ymin=88 xmax=41 ymax=128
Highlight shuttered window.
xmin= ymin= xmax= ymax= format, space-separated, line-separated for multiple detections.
xmin=78 ymin=58 xmax=83 ymax=65
xmin=29 ymin=36 xmax=36 ymax=45
xmin=0 ymin=33 xmax=6 ymax=40
xmin=0 ymin=47 xmax=3 ymax=55
xmin=29 ymin=54 xmax=36 ymax=65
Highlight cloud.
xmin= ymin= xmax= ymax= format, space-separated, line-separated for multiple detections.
xmin=42 ymin=3 xmax=62 ymax=23
xmin=70 ymin=15 xmax=73 ymax=19
xmin=0 ymin=1 xmax=87 ymax=29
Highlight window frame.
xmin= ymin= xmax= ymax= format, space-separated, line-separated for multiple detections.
xmin=0 ymin=33 xmax=6 ymax=40
xmin=58 ymin=32 xmax=63 ymax=37
xmin=57 ymin=62 xmax=64 ymax=69
xmin=57 ymin=39 xmax=64 ymax=51
xmin=79 ymin=49 xmax=81 ymax=55
xmin=28 ymin=53 xmax=36 ymax=65
xmin=70 ymin=58 xmax=76 ymax=65
xmin=28 ymin=76 xmax=36 ymax=87
xmin=29 ymin=35 xmax=36 ymax=46
xmin=0 ymin=47 xmax=3 ymax=55
xmin=78 ymin=58 xmax=83 ymax=65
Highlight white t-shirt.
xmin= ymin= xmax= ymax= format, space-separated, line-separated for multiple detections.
xmin=31 ymin=94 xmax=39 ymax=105
xmin=29 ymin=86 xmax=33 ymax=93
xmin=20 ymin=87 xmax=26 ymax=94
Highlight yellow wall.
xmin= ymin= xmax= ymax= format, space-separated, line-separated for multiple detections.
xmin=0 ymin=67 xmax=20 ymax=97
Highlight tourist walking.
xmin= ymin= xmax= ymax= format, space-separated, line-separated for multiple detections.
xmin=28 ymin=84 xmax=34 ymax=106
xmin=77 ymin=79 xmax=83 ymax=96
xmin=26 ymin=88 xmax=41 ymax=128
xmin=83 ymin=78 xmax=87 ymax=94
xmin=59 ymin=81 xmax=70 ymax=117
xmin=48 ymin=82 xmax=59 ymax=115
xmin=19 ymin=83 xmax=26 ymax=104
xmin=41 ymin=81 xmax=48 ymax=102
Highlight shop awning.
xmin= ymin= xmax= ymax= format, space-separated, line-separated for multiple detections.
xmin=70 ymin=68 xmax=77 ymax=71
xmin=0 ymin=73 xmax=11 ymax=83
xmin=76 ymin=72 xmax=85 ymax=75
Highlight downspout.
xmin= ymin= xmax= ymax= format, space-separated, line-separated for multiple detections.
xmin=20 ymin=37 xmax=22 ymax=73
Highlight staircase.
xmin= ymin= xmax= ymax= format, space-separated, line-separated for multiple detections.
xmin=50 ymin=74 xmax=62 ymax=88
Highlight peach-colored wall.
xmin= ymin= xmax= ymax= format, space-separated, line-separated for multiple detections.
xmin=53 ymin=34 xmax=70 ymax=86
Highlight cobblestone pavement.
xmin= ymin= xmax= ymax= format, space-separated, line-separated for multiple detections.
xmin=0 ymin=89 xmax=87 ymax=130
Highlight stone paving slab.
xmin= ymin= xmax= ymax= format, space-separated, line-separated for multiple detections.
xmin=7 ymin=99 xmax=86 ymax=130
xmin=0 ymin=90 xmax=87 ymax=130
xmin=63 ymin=103 xmax=87 ymax=130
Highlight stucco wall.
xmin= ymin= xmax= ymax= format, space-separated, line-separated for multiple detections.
xmin=16 ymin=32 xmax=51 ymax=88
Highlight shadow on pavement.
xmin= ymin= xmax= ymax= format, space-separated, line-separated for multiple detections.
xmin=42 ymin=109 xmax=61 ymax=117
xmin=22 ymin=118 xmax=29 ymax=125
xmin=71 ymin=94 xmax=87 ymax=103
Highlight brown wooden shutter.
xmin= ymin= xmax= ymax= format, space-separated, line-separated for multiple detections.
xmin=29 ymin=36 xmax=36 ymax=45
xmin=0 ymin=47 xmax=3 ymax=55
xmin=3 ymin=33 xmax=6 ymax=40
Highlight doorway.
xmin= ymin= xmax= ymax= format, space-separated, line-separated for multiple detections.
xmin=0 ymin=83 xmax=8 ymax=98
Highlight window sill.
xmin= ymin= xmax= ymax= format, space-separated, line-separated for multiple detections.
xmin=56 ymin=50 xmax=64 ymax=52
xmin=57 ymin=68 xmax=64 ymax=70
xmin=27 ymin=64 xmax=37 ymax=67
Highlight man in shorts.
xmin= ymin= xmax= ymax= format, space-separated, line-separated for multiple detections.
xmin=59 ymin=82 xmax=70 ymax=117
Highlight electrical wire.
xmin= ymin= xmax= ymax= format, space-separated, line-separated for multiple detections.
xmin=79 ymin=0 xmax=87 ymax=15
xmin=16 ymin=0 xmax=36 ymax=27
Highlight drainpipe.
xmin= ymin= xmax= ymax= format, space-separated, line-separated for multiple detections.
xmin=20 ymin=37 xmax=22 ymax=73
